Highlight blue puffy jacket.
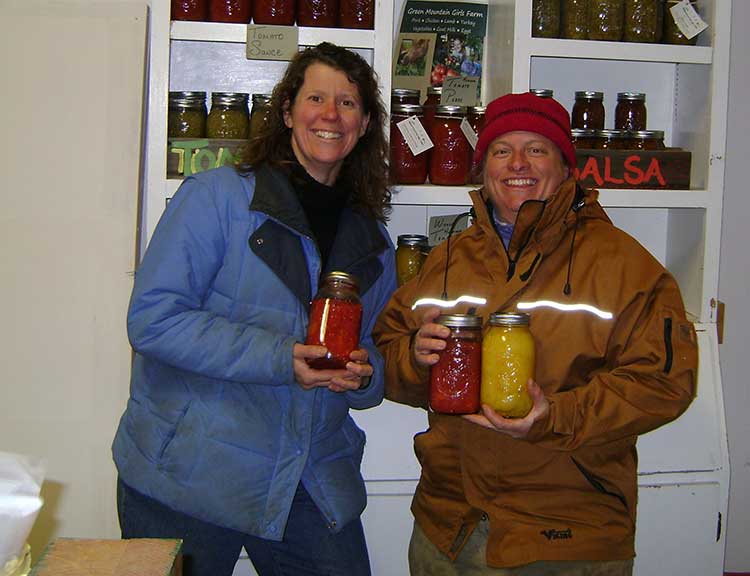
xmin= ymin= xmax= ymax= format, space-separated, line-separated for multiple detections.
xmin=112 ymin=165 xmax=396 ymax=539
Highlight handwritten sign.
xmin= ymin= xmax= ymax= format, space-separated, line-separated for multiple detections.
xmin=428 ymin=212 xmax=471 ymax=246
xmin=440 ymin=76 xmax=479 ymax=107
xmin=246 ymin=25 xmax=298 ymax=61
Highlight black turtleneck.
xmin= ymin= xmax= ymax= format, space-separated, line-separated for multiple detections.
xmin=288 ymin=162 xmax=350 ymax=271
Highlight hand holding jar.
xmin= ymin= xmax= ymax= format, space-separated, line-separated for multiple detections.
xmin=293 ymin=342 xmax=373 ymax=393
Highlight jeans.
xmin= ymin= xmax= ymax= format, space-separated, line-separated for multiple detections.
xmin=117 ymin=478 xmax=371 ymax=576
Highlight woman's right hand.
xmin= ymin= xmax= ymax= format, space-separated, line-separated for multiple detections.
xmin=411 ymin=306 xmax=449 ymax=367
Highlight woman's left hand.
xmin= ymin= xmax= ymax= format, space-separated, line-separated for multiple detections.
xmin=293 ymin=343 xmax=373 ymax=393
xmin=328 ymin=348 xmax=373 ymax=393
xmin=462 ymin=379 xmax=550 ymax=439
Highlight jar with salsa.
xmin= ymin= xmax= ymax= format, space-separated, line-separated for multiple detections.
xmin=615 ymin=92 xmax=647 ymax=131
xmin=396 ymin=234 xmax=429 ymax=286
xmin=168 ymin=91 xmax=207 ymax=138
xmin=209 ymin=0 xmax=251 ymax=22
xmin=297 ymin=0 xmax=338 ymax=27
xmin=529 ymin=88 xmax=554 ymax=98
xmin=340 ymin=0 xmax=374 ymax=29
xmin=206 ymin=92 xmax=250 ymax=139
xmin=571 ymin=128 xmax=600 ymax=149
xmin=598 ymin=129 xmax=630 ymax=149
xmin=422 ymin=86 xmax=441 ymax=137
xmin=429 ymin=105 xmax=471 ymax=186
xmin=630 ymin=130 xmax=666 ymax=150
xmin=572 ymin=91 xmax=605 ymax=130
xmin=306 ymin=271 xmax=362 ymax=370
xmin=481 ymin=312 xmax=535 ymax=418
xmin=172 ymin=0 xmax=208 ymax=20
xmin=390 ymin=104 xmax=429 ymax=185
xmin=252 ymin=0 xmax=295 ymax=25
xmin=430 ymin=314 xmax=483 ymax=414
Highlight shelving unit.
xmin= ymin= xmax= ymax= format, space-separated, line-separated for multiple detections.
xmin=140 ymin=1 xmax=731 ymax=574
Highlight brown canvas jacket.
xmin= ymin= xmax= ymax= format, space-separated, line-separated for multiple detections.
xmin=373 ymin=177 xmax=697 ymax=567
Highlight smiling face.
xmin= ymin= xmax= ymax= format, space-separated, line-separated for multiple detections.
xmin=283 ymin=62 xmax=370 ymax=185
xmin=483 ymin=130 xmax=569 ymax=223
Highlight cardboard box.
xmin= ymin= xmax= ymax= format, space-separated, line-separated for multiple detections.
xmin=574 ymin=148 xmax=692 ymax=189
xmin=30 ymin=538 xmax=182 ymax=576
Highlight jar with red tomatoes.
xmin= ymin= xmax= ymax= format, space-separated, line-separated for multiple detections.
xmin=172 ymin=0 xmax=208 ymax=20
xmin=252 ymin=0 xmax=295 ymax=24
xmin=429 ymin=105 xmax=471 ymax=186
xmin=340 ymin=0 xmax=373 ymax=29
xmin=306 ymin=271 xmax=362 ymax=370
xmin=422 ymin=86 xmax=441 ymax=137
xmin=209 ymin=0 xmax=251 ymax=22
xmin=297 ymin=0 xmax=338 ymax=27
xmin=467 ymin=105 xmax=486 ymax=184
xmin=390 ymin=104 xmax=429 ymax=185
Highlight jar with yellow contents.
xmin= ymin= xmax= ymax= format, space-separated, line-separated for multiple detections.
xmin=396 ymin=234 xmax=429 ymax=286
xmin=481 ymin=312 xmax=535 ymax=418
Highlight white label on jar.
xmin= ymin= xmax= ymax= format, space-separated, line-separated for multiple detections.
xmin=460 ymin=118 xmax=479 ymax=149
xmin=669 ymin=0 xmax=708 ymax=39
xmin=397 ymin=115 xmax=434 ymax=155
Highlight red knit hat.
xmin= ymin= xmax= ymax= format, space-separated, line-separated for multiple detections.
xmin=474 ymin=92 xmax=576 ymax=168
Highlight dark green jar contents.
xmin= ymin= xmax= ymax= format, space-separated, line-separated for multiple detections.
xmin=562 ymin=0 xmax=589 ymax=39
xmin=624 ymin=0 xmax=662 ymax=42
xmin=532 ymin=0 xmax=561 ymax=38
xmin=250 ymin=94 xmax=272 ymax=140
xmin=206 ymin=92 xmax=249 ymax=139
xmin=588 ymin=0 xmax=624 ymax=41
xmin=168 ymin=91 xmax=207 ymax=138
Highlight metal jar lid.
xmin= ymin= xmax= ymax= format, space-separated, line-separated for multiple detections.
xmin=252 ymin=93 xmax=272 ymax=105
xmin=630 ymin=130 xmax=664 ymax=139
xmin=435 ymin=314 xmax=483 ymax=328
xmin=574 ymin=91 xmax=604 ymax=99
xmin=169 ymin=91 xmax=207 ymax=107
xmin=617 ymin=92 xmax=646 ymax=101
xmin=597 ymin=129 xmax=630 ymax=139
xmin=530 ymin=88 xmax=554 ymax=98
xmin=434 ymin=105 xmax=467 ymax=118
xmin=397 ymin=234 xmax=429 ymax=247
xmin=210 ymin=92 xmax=250 ymax=106
xmin=392 ymin=88 xmax=421 ymax=99
xmin=467 ymin=105 xmax=486 ymax=115
xmin=391 ymin=103 xmax=424 ymax=115
xmin=488 ymin=312 xmax=530 ymax=326
xmin=571 ymin=128 xmax=599 ymax=138
xmin=427 ymin=86 xmax=443 ymax=96
xmin=324 ymin=270 xmax=359 ymax=290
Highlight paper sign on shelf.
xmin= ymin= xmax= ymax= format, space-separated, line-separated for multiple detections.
xmin=246 ymin=25 xmax=298 ymax=61
xmin=397 ymin=115 xmax=434 ymax=156
xmin=440 ymin=76 xmax=479 ymax=107
xmin=669 ymin=0 xmax=708 ymax=40
xmin=460 ymin=117 xmax=478 ymax=149
xmin=428 ymin=213 xmax=471 ymax=246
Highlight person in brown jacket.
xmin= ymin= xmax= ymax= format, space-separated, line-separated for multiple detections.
xmin=373 ymin=92 xmax=698 ymax=575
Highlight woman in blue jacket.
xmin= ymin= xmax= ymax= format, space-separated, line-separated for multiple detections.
xmin=112 ymin=42 xmax=396 ymax=576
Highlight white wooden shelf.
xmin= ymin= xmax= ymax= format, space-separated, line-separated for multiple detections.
xmin=524 ymin=37 xmax=712 ymax=64
xmin=170 ymin=21 xmax=375 ymax=48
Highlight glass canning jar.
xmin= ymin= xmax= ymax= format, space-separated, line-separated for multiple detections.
xmin=598 ymin=129 xmax=630 ymax=149
xmin=467 ymin=106 xmax=486 ymax=184
xmin=430 ymin=314 xmax=483 ymax=414
xmin=390 ymin=104 xmax=429 ymax=185
xmin=562 ymin=0 xmax=589 ymax=39
xmin=206 ymin=92 xmax=250 ymax=139
xmin=429 ymin=105 xmax=471 ymax=186
xmin=624 ymin=0 xmax=662 ymax=42
xmin=630 ymin=130 xmax=666 ymax=150
xmin=305 ymin=271 xmax=362 ymax=370
xmin=172 ymin=0 xmax=209 ymax=20
xmin=615 ymin=92 xmax=647 ymax=131
xmin=663 ymin=0 xmax=698 ymax=45
xmin=396 ymin=234 xmax=429 ymax=286
xmin=481 ymin=312 xmax=535 ymax=418
xmin=209 ymin=0 xmax=251 ymax=22
xmin=297 ymin=0 xmax=338 ymax=27
xmin=168 ymin=91 xmax=207 ymax=138
xmin=252 ymin=0 xmax=295 ymax=25
xmin=572 ymin=91 xmax=605 ymax=130
xmin=340 ymin=0 xmax=374 ymax=29
xmin=532 ymin=0 xmax=561 ymax=38
xmin=571 ymin=128 xmax=600 ymax=149
xmin=249 ymin=94 xmax=272 ymax=140
xmin=588 ymin=0 xmax=624 ymax=41
xmin=391 ymin=89 xmax=421 ymax=107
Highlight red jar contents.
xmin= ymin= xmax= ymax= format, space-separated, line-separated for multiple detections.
xmin=422 ymin=86 xmax=441 ymax=137
xmin=172 ymin=0 xmax=208 ymax=20
xmin=467 ymin=105 xmax=486 ymax=184
xmin=340 ymin=0 xmax=374 ymax=28
xmin=306 ymin=272 xmax=362 ymax=370
xmin=297 ymin=0 xmax=338 ymax=27
xmin=209 ymin=0 xmax=251 ymax=22
xmin=390 ymin=104 xmax=428 ymax=185
xmin=429 ymin=314 xmax=482 ymax=414
xmin=429 ymin=105 xmax=471 ymax=186
xmin=253 ymin=0 xmax=295 ymax=24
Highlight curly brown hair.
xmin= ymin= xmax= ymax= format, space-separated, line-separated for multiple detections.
xmin=237 ymin=42 xmax=391 ymax=222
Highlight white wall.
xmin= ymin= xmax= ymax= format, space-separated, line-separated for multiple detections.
xmin=719 ymin=0 xmax=750 ymax=571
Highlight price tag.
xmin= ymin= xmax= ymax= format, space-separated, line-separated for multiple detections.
xmin=246 ymin=25 xmax=298 ymax=61
xmin=397 ymin=115 xmax=434 ymax=156
xmin=440 ymin=77 xmax=479 ymax=107
xmin=428 ymin=213 xmax=471 ymax=246
xmin=460 ymin=117 xmax=478 ymax=149
xmin=669 ymin=0 xmax=708 ymax=40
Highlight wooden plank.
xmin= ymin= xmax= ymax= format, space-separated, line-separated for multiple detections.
xmin=574 ymin=148 xmax=692 ymax=190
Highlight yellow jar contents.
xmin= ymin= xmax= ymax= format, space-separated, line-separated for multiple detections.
xmin=396 ymin=234 xmax=429 ymax=286
xmin=481 ymin=312 xmax=535 ymax=418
